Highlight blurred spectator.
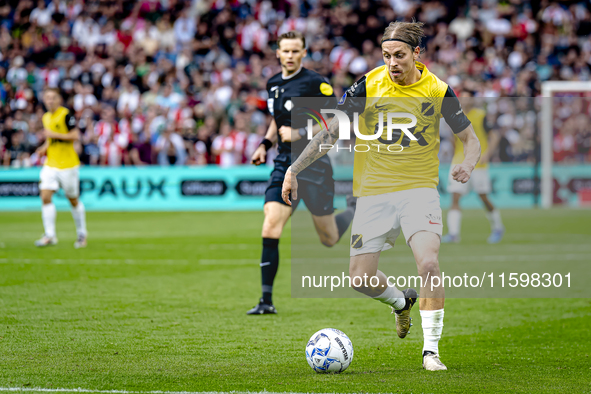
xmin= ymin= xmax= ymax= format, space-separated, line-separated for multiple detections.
xmin=155 ymin=123 xmax=186 ymax=165
xmin=3 ymin=129 xmax=31 ymax=167
xmin=212 ymin=120 xmax=245 ymax=167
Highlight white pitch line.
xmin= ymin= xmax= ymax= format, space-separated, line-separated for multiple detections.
xmin=198 ymin=259 xmax=260 ymax=265
xmin=0 ymin=388 xmax=356 ymax=394
xmin=0 ymin=259 xmax=190 ymax=265
xmin=1 ymin=252 xmax=588 ymax=266
xmin=102 ymin=244 xmax=258 ymax=251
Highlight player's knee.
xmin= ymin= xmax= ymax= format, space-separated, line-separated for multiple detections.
xmin=417 ymin=257 xmax=440 ymax=277
xmin=262 ymin=224 xmax=282 ymax=239
xmin=262 ymin=217 xmax=284 ymax=238
xmin=319 ymin=233 xmax=338 ymax=248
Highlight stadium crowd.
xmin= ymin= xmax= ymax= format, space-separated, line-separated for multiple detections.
xmin=1 ymin=0 xmax=591 ymax=167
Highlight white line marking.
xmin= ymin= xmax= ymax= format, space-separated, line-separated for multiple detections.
xmin=199 ymin=259 xmax=261 ymax=265
xmin=0 ymin=388 xmax=343 ymax=394
xmin=1 ymin=253 xmax=586 ymax=266
xmin=102 ymin=244 xmax=257 ymax=251
xmin=0 ymin=259 xmax=190 ymax=265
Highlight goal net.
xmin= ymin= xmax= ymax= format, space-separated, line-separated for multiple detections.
xmin=541 ymin=81 xmax=591 ymax=208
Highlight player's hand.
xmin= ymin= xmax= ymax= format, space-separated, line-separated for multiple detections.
xmin=278 ymin=126 xmax=301 ymax=142
xmin=451 ymin=163 xmax=474 ymax=183
xmin=35 ymin=146 xmax=47 ymax=156
xmin=281 ymin=167 xmax=298 ymax=206
xmin=251 ymin=145 xmax=267 ymax=165
xmin=43 ymin=129 xmax=59 ymax=139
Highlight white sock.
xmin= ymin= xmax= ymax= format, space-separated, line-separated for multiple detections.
xmin=71 ymin=202 xmax=87 ymax=237
xmin=447 ymin=209 xmax=461 ymax=236
xmin=373 ymin=284 xmax=406 ymax=310
xmin=485 ymin=209 xmax=503 ymax=231
xmin=42 ymin=203 xmax=57 ymax=239
xmin=421 ymin=309 xmax=444 ymax=354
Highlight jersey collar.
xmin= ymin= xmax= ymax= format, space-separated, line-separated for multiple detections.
xmin=282 ymin=66 xmax=303 ymax=80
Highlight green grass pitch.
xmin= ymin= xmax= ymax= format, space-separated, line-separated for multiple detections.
xmin=0 ymin=209 xmax=590 ymax=393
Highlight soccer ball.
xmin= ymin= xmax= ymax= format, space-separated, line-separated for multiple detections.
xmin=305 ymin=328 xmax=354 ymax=373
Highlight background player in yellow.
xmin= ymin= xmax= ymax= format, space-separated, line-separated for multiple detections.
xmin=34 ymin=88 xmax=87 ymax=248
xmin=281 ymin=21 xmax=481 ymax=371
xmin=442 ymin=90 xmax=505 ymax=244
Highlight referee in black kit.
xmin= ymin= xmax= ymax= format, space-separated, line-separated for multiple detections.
xmin=247 ymin=31 xmax=356 ymax=315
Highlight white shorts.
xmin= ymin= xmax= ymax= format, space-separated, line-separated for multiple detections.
xmin=447 ymin=167 xmax=492 ymax=195
xmin=39 ymin=165 xmax=80 ymax=198
xmin=350 ymin=188 xmax=443 ymax=256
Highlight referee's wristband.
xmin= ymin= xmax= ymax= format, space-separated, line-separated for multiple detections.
xmin=260 ymin=138 xmax=273 ymax=151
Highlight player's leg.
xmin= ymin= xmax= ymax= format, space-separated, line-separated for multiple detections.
xmin=36 ymin=189 xmax=58 ymax=246
xmin=301 ymin=179 xmax=356 ymax=247
xmin=68 ymin=197 xmax=87 ymax=248
xmin=349 ymin=251 xmax=417 ymax=338
xmin=400 ymin=188 xmax=446 ymax=370
xmin=247 ymin=201 xmax=291 ymax=315
xmin=62 ymin=167 xmax=87 ymax=248
xmin=474 ymin=169 xmax=505 ymax=243
xmin=480 ymin=194 xmax=504 ymax=243
xmin=443 ymin=167 xmax=467 ymax=243
xmin=442 ymin=192 xmax=462 ymax=243
xmin=247 ymin=166 xmax=295 ymax=315
xmin=408 ymin=231 xmax=447 ymax=371
xmin=35 ymin=166 xmax=59 ymax=247
xmin=349 ymin=193 xmax=417 ymax=338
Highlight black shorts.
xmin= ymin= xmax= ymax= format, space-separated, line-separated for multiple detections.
xmin=264 ymin=165 xmax=335 ymax=216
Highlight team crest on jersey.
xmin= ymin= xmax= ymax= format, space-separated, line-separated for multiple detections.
xmin=338 ymin=92 xmax=347 ymax=105
xmin=351 ymin=234 xmax=363 ymax=249
xmin=284 ymin=100 xmax=293 ymax=111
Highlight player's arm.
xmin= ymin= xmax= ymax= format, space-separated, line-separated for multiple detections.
xmin=278 ymin=122 xmax=326 ymax=142
xmin=278 ymin=78 xmax=336 ymax=143
xmin=35 ymin=139 xmax=50 ymax=156
xmin=480 ymin=119 xmax=500 ymax=164
xmin=251 ymin=118 xmax=278 ymax=165
xmin=441 ymin=87 xmax=480 ymax=183
xmin=44 ymin=113 xmax=80 ymax=141
xmin=282 ymin=77 xmax=366 ymax=204
xmin=453 ymin=125 xmax=481 ymax=183
xmin=282 ymin=117 xmax=339 ymax=203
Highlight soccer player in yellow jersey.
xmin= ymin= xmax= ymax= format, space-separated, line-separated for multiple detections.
xmin=442 ymin=90 xmax=505 ymax=244
xmin=34 ymin=88 xmax=87 ymax=248
xmin=281 ymin=21 xmax=481 ymax=371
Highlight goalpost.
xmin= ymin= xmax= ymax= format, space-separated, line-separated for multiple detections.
xmin=540 ymin=81 xmax=591 ymax=208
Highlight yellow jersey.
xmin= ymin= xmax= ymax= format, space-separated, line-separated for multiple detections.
xmin=42 ymin=106 xmax=80 ymax=169
xmin=451 ymin=107 xmax=489 ymax=169
xmin=337 ymin=62 xmax=471 ymax=197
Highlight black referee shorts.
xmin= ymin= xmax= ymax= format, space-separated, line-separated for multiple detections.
xmin=264 ymin=164 xmax=335 ymax=216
